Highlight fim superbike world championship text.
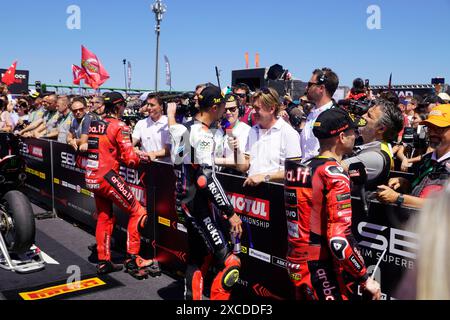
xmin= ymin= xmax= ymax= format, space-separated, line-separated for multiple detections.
xmin=176 ymin=304 xmax=273 ymax=317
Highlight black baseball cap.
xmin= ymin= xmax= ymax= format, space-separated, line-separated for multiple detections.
xmin=103 ymin=92 xmax=125 ymax=108
xmin=313 ymin=107 xmax=365 ymax=139
xmin=198 ymin=85 xmax=224 ymax=109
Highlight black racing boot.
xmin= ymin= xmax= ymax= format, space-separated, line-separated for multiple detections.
xmin=97 ymin=260 xmax=123 ymax=275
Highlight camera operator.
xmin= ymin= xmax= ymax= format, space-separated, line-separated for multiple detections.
xmin=341 ymin=98 xmax=404 ymax=188
xmin=167 ymin=85 xmax=242 ymax=300
xmin=300 ymin=67 xmax=340 ymax=162
xmin=396 ymin=111 xmax=433 ymax=172
xmin=280 ymin=93 xmax=306 ymax=133
xmin=377 ymin=104 xmax=450 ymax=208
xmin=132 ymin=94 xmax=170 ymax=162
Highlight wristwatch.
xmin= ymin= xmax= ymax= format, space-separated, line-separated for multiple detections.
xmin=395 ymin=193 xmax=405 ymax=206
xmin=264 ymin=174 xmax=271 ymax=183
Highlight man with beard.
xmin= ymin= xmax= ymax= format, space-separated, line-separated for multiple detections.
xmin=377 ymin=104 xmax=450 ymax=208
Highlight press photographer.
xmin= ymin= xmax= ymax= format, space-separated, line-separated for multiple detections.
xmin=341 ymin=98 xmax=404 ymax=189
xmin=395 ymin=111 xmax=433 ymax=172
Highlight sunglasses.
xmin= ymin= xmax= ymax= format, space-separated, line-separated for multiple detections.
xmin=235 ymin=93 xmax=247 ymax=98
xmin=225 ymin=106 xmax=238 ymax=113
xmin=307 ymin=82 xmax=321 ymax=88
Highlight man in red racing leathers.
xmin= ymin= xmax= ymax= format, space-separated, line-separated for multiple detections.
xmin=284 ymin=108 xmax=381 ymax=300
xmin=167 ymin=85 xmax=243 ymax=300
xmin=85 ymin=92 xmax=153 ymax=278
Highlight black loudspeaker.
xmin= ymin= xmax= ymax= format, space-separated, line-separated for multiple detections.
xmin=267 ymin=80 xmax=307 ymax=101
xmin=267 ymin=64 xmax=284 ymax=80
xmin=231 ymin=68 xmax=266 ymax=91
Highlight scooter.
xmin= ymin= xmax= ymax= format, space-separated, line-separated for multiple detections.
xmin=0 ymin=133 xmax=45 ymax=273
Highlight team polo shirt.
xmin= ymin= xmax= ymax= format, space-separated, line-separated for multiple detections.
xmin=300 ymin=101 xmax=333 ymax=162
xmin=132 ymin=115 xmax=170 ymax=153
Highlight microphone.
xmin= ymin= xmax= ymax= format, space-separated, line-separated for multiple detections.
xmin=226 ymin=129 xmax=238 ymax=165
xmin=348 ymin=162 xmax=369 ymax=215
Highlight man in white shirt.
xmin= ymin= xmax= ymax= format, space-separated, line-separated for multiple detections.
xmin=235 ymin=87 xmax=301 ymax=186
xmin=300 ymin=67 xmax=340 ymax=162
xmin=132 ymin=94 xmax=170 ymax=161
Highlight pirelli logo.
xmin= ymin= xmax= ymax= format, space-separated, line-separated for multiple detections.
xmin=158 ymin=216 xmax=171 ymax=227
xmin=19 ymin=277 xmax=106 ymax=300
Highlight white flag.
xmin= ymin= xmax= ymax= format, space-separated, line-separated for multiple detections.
xmin=164 ymin=55 xmax=171 ymax=88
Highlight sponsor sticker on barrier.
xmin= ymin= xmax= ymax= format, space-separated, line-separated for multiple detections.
xmin=177 ymin=223 xmax=187 ymax=233
xmin=249 ymin=248 xmax=271 ymax=263
xmin=227 ymin=192 xmax=270 ymax=221
xmin=272 ymin=256 xmax=289 ymax=269
xmin=158 ymin=216 xmax=171 ymax=227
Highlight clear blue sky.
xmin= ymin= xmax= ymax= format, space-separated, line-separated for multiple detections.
xmin=1 ymin=0 xmax=449 ymax=91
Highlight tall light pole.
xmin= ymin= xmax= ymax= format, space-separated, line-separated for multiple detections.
xmin=123 ymin=59 xmax=128 ymax=94
xmin=152 ymin=0 xmax=166 ymax=92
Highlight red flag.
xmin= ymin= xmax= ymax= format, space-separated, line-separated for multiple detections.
xmin=1 ymin=60 xmax=17 ymax=86
xmin=72 ymin=64 xmax=87 ymax=85
xmin=81 ymin=46 xmax=110 ymax=89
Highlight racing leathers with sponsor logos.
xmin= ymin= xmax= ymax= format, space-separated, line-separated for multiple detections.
xmin=169 ymin=120 xmax=241 ymax=300
xmin=85 ymin=116 xmax=151 ymax=275
xmin=284 ymin=157 xmax=369 ymax=300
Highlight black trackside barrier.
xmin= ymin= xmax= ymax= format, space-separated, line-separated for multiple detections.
xmin=17 ymin=137 xmax=53 ymax=209
xmin=8 ymin=138 xmax=420 ymax=299
xmin=350 ymin=198 xmax=418 ymax=300
xmin=148 ymin=161 xmax=294 ymax=299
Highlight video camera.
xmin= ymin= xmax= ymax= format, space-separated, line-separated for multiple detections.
xmin=338 ymin=98 xmax=374 ymax=116
xmin=161 ymin=92 xmax=199 ymax=120
xmin=121 ymin=98 xmax=145 ymax=127
xmin=401 ymin=126 xmax=428 ymax=152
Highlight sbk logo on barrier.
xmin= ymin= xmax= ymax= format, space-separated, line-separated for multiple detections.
xmin=227 ymin=192 xmax=270 ymax=221
xmin=119 ymin=166 xmax=143 ymax=186
xmin=21 ymin=143 xmax=43 ymax=159
xmin=61 ymin=152 xmax=88 ymax=169
xmin=357 ymin=222 xmax=418 ymax=260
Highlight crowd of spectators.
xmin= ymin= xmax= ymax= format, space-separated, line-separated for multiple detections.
xmin=1 ymin=69 xmax=449 ymax=211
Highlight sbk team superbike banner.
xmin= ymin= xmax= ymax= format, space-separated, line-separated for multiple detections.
xmin=18 ymin=138 xmax=52 ymax=209
xmin=51 ymin=142 xmax=155 ymax=258
xmin=15 ymin=139 xmax=420 ymax=299
xmin=0 ymin=69 xmax=29 ymax=94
